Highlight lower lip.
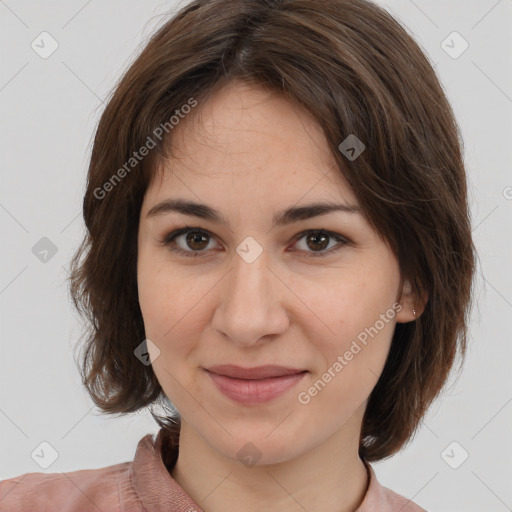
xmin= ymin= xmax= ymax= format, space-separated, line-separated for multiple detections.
xmin=205 ymin=370 xmax=307 ymax=405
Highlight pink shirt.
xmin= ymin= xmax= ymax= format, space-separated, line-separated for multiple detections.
xmin=0 ymin=428 xmax=426 ymax=511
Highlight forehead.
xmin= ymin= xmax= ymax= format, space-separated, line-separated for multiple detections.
xmin=144 ymin=81 xmax=357 ymax=208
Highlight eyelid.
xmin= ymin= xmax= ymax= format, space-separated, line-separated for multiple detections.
xmin=289 ymin=229 xmax=351 ymax=257
xmin=161 ymin=226 xmax=351 ymax=258
xmin=160 ymin=226 xmax=220 ymax=255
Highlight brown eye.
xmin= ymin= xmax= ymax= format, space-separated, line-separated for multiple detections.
xmin=162 ymin=227 xmax=349 ymax=259
xmin=162 ymin=227 xmax=218 ymax=257
xmin=293 ymin=229 xmax=349 ymax=257
xmin=305 ymin=232 xmax=329 ymax=252
xmin=185 ymin=231 xmax=210 ymax=251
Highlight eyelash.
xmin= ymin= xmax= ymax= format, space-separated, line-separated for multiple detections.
xmin=160 ymin=226 xmax=351 ymax=259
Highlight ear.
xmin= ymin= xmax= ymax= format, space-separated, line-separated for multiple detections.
xmin=395 ymin=278 xmax=428 ymax=323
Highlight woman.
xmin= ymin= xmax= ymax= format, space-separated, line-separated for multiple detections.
xmin=0 ymin=0 xmax=476 ymax=510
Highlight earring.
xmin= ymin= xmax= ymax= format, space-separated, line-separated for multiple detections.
xmin=412 ymin=308 xmax=417 ymax=318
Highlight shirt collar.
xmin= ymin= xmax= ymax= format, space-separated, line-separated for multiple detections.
xmin=129 ymin=426 xmax=400 ymax=512
xmin=130 ymin=427 xmax=202 ymax=511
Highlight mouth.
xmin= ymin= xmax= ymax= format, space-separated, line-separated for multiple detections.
xmin=203 ymin=365 xmax=308 ymax=405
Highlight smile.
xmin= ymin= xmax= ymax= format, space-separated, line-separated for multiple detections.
xmin=203 ymin=365 xmax=308 ymax=405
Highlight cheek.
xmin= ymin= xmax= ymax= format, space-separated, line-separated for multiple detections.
xmin=137 ymin=258 xmax=213 ymax=363
xmin=137 ymin=273 xmax=170 ymax=336
xmin=289 ymin=265 xmax=397 ymax=345
xmin=138 ymin=247 xmax=184 ymax=327
xmin=297 ymin=321 xmax=396 ymax=418
xmin=323 ymin=287 xmax=399 ymax=407
xmin=289 ymin=261 xmax=398 ymax=400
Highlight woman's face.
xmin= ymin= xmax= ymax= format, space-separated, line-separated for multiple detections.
xmin=137 ymin=81 xmax=414 ymax=465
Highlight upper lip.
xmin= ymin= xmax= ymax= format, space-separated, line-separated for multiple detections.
xmin=205 ymin=365 xmax=307 ymax=380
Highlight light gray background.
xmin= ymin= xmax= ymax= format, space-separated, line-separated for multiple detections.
xmin=1 ymin=1 xmax=511 ymax=511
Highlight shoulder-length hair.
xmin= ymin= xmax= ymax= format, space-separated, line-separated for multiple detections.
xmin=69 ymin=0 xmax=477 ymax=461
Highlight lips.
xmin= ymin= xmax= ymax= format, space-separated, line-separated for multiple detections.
xmin=204 ymin=365 xmax=308 ymax=405
xmin=206 ymin=364 xmax=306 ymax=379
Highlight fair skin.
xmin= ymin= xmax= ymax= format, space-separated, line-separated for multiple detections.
xmin=137 ymin=81 xmax=420 ymax=512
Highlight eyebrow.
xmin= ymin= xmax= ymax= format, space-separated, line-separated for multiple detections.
xmin=146 ymin=198 xmax=361 ymax=228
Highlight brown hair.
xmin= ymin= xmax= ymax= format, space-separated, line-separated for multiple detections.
xmin=69 ymin=0 xmax=477 ymax=461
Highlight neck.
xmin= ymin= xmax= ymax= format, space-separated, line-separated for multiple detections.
xmin=170 ymin=416 xmax=369 ymax=512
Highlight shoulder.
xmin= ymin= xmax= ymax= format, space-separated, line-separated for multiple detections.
xmin=358 ymin=462 xmax=427 ymax=512
xmin=378 ymin=485 xmax=427 ymax=512
xmin=0 ymin=461 xmax=140 ymax=512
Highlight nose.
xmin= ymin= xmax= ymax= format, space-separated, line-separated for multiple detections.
xmin=211 ymin=248 xmax=290 ymax=346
